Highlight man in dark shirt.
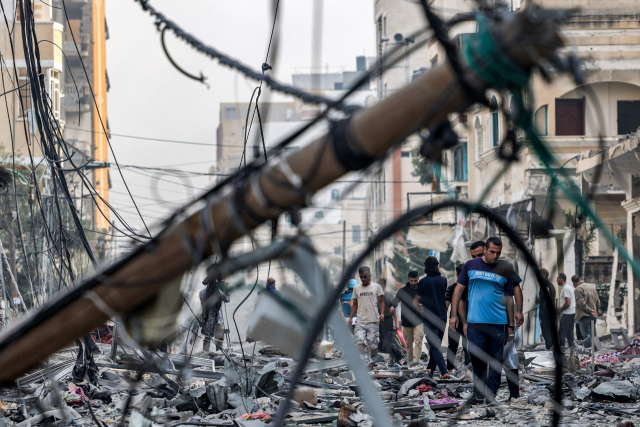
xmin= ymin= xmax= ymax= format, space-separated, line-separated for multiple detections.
xmin=392 ymin=271 xmax=424 ymax=363
xmin=536 ymin=269 xmax=556 ymax=350
xmin=414 ymin=256 xmax=449 ymax=378
xmin=377 ymin=279 xmax=399 ymax=353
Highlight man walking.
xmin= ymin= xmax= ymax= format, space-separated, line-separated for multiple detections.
xmin=392 ymin=271 xmax=424 ymax=364
xmin=557 ymin=273 xmax=575 ymax=348
xmin=200 ymin=278 xmax=230 ymax=352
xmin=574 ymin=275 xmax=600 ymax=348
xmin=349 ymin=267 xmax=385 ymax=358
xmin=536 ymin=269 xmax=557 ymax=351
xmin=414 ymin=256 xmax=449 ymax=379
xmin=449 ymin=237 xmax=515 ymax=405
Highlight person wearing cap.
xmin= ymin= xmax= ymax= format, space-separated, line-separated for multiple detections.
xmin=392 ymin=271 xmax=424 ymax=363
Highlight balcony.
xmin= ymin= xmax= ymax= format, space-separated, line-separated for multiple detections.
xmin=63 ymin=84 xmax=91 ymax=112
xmin=62 ymin=34 xmax=90 ymax=56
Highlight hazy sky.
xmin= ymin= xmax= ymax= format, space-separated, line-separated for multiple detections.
xmin=105 ymin=0 xmax=375 ymax=235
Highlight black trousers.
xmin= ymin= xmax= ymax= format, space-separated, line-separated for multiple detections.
xmin=540 ymin=314 xmax=554 ymax=350
xmin=558 ymin=313 xmax=575 ymax=347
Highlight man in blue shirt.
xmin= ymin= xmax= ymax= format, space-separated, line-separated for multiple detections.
xmin=449 ymin=237 xmax=515 ymax=405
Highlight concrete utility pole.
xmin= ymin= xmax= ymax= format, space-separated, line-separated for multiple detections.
xmin=0 ymin=8 xmax=568 ymax=382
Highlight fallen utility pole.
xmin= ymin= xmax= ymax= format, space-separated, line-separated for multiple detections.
xmin=0 ymin=7 xmax=566 ymax=383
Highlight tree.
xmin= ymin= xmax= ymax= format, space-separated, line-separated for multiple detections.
xmin=410 ymin=147 xmax=437 ymax=187
xmin=387 ymin=229 xmax=455 ymax=283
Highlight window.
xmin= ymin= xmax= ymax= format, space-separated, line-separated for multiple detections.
xmin=315 ymin=211 xmax=324 ymax=219
xmin=334 ymin=246 xmax=341 ymax=255
xmin=331 ymin=189 xmax=340 ymax=200
xmin=48 ymin=69 xmax=60 ymax=119
xmin=454 ymin=143 xmax=468 ymax=182
xmin=617 ymin=101 xmax=640 ymax=135
xmin=401 ymin=151 xmax=411 ymax=158
xmin=555 ymin=98 xmax=584 ymax=136
xmin=224 ymin=106 xmax=237 ymax=120
xmin=383 ymin=16 xmax=386 ymax=37
xmin=430 ymin=56 xmax=438 ymax=69
xmin=352 ymin=225 xmax=361 ymax=243
xmin=535 ymin=105 xmax=548 ymax=136
xmin=433 ymin=163 xmax=441 ymax=191
xmin=474 ymin=116 xmax=484 ymax=158
xmin=491 ymin=96 xmax=499 ymax=146
xmin=17 ymin=69 xmax=31 ymax=120
xmin=377 ymin=17 xmax=383 ymax=59
xmin=285 ymin=213 xmax=293 ymax=223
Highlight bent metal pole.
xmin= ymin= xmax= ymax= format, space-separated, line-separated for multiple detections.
xmin=0 ymin=8 xmax=566 ymax=382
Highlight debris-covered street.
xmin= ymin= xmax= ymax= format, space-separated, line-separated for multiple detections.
xmin=2 ymin=0 xmax=640 ymax=427
xmin=4 ymin=334 xmax=640 ymax=427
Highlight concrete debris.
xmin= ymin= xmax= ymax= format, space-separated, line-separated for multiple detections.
xmin=11 ymin=334 xmax=640 ymax=427
xmin=592 ymin=380 xmax=638 ymax=402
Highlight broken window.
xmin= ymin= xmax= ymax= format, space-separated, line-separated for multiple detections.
xmin=617 ymin=100 xmax=640 ymax=135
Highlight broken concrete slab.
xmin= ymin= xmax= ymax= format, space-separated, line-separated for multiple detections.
xmin=292 ymin=387 xmax=317 ymax=407
xmin=592 ymin=380 xmax=638 ymax=402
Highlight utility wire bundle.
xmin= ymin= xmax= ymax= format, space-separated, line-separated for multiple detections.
xmin=0 ymin=4 xmax=630 ymax=427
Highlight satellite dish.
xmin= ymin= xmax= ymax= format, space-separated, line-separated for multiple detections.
xmin=393 ymin=33 xmax=404 ymax=43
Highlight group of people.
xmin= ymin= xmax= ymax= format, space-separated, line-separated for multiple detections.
xmin=539 ymin=272 xmax=601 ymax=350
xmin=347 ymin=236 xmax=604 ymax=405
xmin=348 ymin=237 xmax=526 ymax=404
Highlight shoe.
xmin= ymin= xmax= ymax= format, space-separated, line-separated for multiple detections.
xmin=441 ymin=372 xmax=450 ymax=380
xmin=465 ymin=395 xmax=484 ymax=406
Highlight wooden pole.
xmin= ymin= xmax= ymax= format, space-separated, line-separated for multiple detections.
xmin=0 ymin=9 xmax=566 ymax=382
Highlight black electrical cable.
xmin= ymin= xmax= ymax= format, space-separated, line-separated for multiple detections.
xmin=133 ymin=0 xmax=353 ymax=112
xmin=60 ymin=0 xmax=152 ymax=238
xmin=271 ymin=200 xmax=563 ymax=427
xmin=228 ymin=0 xmax=280 ymax=394
xmin=160 ymin=26 xmax=208 ymax=88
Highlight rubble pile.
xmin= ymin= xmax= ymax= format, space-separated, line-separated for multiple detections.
xmin=4 ymin=339 xmax=640 ymax=427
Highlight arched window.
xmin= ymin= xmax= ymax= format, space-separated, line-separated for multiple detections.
xmin=474 ymin=116 xmax=484 ymax=158
xmin=534 ymin=105 xmax=548 ymax=136
xmin=491 ymin=96 xmax=499 ymax=147
xmin=331 ymin=189 xmax=340 ymax=200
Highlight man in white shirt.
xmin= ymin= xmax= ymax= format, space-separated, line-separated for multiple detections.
xmin=349 ymin=266 xmax=385 ymax=358
xmin=557 ymin=273 xmax=575 ymax=348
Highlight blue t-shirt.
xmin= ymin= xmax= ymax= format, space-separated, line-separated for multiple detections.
xmin=417 ymin=275 xmax=448 ymax=325
xmin=457 ymin=257 xmax=514 ymax=325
